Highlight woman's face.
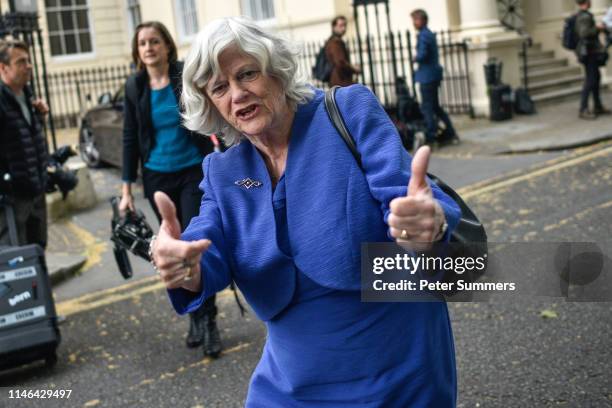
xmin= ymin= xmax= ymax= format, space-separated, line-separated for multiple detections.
xmin=137 ymin=27 xmax=169 ymax=68
xmin=205 ymin=47 xmax=287 ymax=139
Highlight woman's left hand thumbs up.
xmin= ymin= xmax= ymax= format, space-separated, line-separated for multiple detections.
xmin=388 ymin=146 xmax=447 ymax=249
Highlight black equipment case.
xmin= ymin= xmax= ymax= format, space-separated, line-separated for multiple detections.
xmin=489 ymin=84 xmax=513 ymax=121
xmin=0 ymin=194 xmax=61 ymax=370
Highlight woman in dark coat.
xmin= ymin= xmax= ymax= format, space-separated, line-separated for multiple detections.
xmin=119 ymin=21 xmax=221 ymax=358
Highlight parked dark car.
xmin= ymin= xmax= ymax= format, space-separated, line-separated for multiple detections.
xmin=78 ymin=87 xmax=124 ymax=168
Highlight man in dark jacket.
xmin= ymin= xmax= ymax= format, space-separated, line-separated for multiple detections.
xmin=575 ymin=0 xmax=609 ymax=119
xmin=0 ymin=39 xmax=49 ymax=248
xmin=411 ymin=9 xmax=458 ymax=146
xmin=325 ymin=16 xmax=361 ymax=87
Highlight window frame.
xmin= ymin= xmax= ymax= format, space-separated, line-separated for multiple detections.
xmin=126 ymin=0 xmax=142 ymax=41
xmin=241 ymin=0 xmax=276 ymax=26
xmin=173 ymin=0 xmax=199 ymax=43
xmin=45 ymin=0 xmax=96 ymax=60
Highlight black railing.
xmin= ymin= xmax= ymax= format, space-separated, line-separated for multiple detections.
xmin=45 ymin=65 xmax=133 ymax=129
xmin=298 ymin=29 xmax=474 ymax=117
xmin=1 ymin=12 xmax=133 ymax=134
xmin=520 ymin=35 xmax=533 ymax=92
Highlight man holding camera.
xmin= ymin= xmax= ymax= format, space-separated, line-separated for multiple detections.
xmin=0 ymin=39 xmax=49 ymax=248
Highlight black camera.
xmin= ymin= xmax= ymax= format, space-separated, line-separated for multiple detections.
xmin=110 ymin=197 xmax=154 ymax=279
xmin=46 ymin=145 xmax=79 ymax=199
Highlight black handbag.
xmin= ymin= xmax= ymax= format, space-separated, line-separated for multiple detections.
xmin=324 ymin=86 xmax=488 ymax=287
xmin=596 ymin=51 xmax=609 ymax=67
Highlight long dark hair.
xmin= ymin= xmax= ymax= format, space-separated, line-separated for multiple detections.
xmin=131 ymin=21 xmax=178 ymax=70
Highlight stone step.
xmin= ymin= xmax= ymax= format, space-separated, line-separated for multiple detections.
xmin=519 ymin=50 xmax=555 ymax=61
xmin=525 ymin=57 xmax=568 ymax=70
xmin=527 ymin=75 xmax=584 ymax=95
xmin=523 ymin=65 xmax=582 ymax=82
xmin=528 ymin=43 xmax=543 ymax=53
xmin=530 ymin=84 xmax=608 ymax=105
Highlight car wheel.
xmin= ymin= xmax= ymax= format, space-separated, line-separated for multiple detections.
xmin=79 ymin=122 xmax=103 ymax=168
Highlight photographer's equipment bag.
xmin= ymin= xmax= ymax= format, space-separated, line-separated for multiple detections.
xmin=514 ymin=87 xmax=536 ymax=115
xmin=488 ymin=84 xmax=513 ymax=121
xmin=324 ymin=86 xmax=488 ymax=293
xmin=0 ymin=197 xmax=61 ymax=370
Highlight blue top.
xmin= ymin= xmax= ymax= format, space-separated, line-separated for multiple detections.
xmin=145 ymin=84 xmax=203 ymax=173
xmin=415 ymin=27 xmax=444 ymax=84
xmin=168 ymin=85 xmax=461 ymax=406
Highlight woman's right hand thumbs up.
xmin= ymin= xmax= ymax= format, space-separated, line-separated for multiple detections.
xmin=151 ymin=191 xmax=211 ymax=292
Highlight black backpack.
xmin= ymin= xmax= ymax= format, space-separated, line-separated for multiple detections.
xmin=562 ymin=13 xmax=579 ymax=50
xmin=514 ymin=87 xmax=536 ymax=115
xmin=312 ymin=42 xmax=332 ymax=83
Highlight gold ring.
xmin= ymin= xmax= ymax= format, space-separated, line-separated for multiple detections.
xmin=400 ymin=229 xmax=408 ymax=240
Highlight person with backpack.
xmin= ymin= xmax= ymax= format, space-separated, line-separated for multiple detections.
xmin=325 ymin=16 xmax=361 ymax=87
xmin=572 ymin=0 xmax=609 ymax=120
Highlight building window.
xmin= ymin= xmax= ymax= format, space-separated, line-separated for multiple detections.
xmin=242 ymin=0 xmax=275 ymax=21
xmin=126 ymin=0 xmax=142 ymax=39
xmin=174 ymin=0 xmax=198 ymax=40
xmin=45 ymin=0 xmax=93 ymax=56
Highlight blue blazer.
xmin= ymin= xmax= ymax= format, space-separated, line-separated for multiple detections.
xmin=414 ymin=27 xmax=444 ymax=84
xmin=168 ymin=85 xmax=461 ymax=321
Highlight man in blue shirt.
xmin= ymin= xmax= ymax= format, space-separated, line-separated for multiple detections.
xmin=411 ymin=9 xmax=459 ymax=146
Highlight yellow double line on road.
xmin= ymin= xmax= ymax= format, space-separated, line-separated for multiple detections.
xmin=56 ymin=143 xmax=612 ymax=317
xmin=457 ymin=143 xmax=612 ymax=199
xmin=56 ymin=276 xmax=235 ymax=317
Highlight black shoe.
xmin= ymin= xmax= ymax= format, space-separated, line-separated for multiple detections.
xmin=438 ymin=134 xmax=460 ymax=146
xmin=203 ymin=309 xmax=222 ymax=358
xmin=579 ymin=110 xmax=597 ymax=120
xmin=185 ymin=311 xmax=205 ymax=348
xmin=595 ymin=106 xmax=611 ymax=115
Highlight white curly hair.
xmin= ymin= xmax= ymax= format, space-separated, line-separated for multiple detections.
xmin=181 ymin=17 xmax=314 ymax=146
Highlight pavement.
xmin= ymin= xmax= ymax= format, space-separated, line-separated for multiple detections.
xmin=43 ymin=94 xmax=612 ymax=286
xmin=443 ymin=96 xmax=612 ymax=156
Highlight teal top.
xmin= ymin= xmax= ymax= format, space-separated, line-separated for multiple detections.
xmin=145 ymin=84 xmax=203 ymax=173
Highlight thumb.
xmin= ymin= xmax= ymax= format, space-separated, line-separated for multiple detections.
xmin=154 ymin=191 xmax=181 ymax=238
xmin=407 ymin=146 xmax=431 ymax=197
xmin=189 ymin=239 xmax=212 ymax=256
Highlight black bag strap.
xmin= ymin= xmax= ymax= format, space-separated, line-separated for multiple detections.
xmin=323 ymin=86 xmax=486 ymax=239
xmin=324 ymin=86 xmax=362 ymax=169
xmin=323 ymin=86 xmax=488 ymax=294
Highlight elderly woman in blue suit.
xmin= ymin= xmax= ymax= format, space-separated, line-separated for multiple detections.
xmin=151 ymin=17 xmax=461 ymax=407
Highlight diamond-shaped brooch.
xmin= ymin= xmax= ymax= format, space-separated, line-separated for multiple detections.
xmin=235 ymin=178 xmax=263 ymax=190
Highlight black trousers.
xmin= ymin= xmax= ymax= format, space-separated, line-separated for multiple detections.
xmin=142 ymin=164 xmax=216 ymax=314
xmin=580 ymin=54 xmax=603 ymax=112
xmin=419 ymin=81 xmax=456 ymax=143
xmin=0 ymin=193 xmax=47 ymax=248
